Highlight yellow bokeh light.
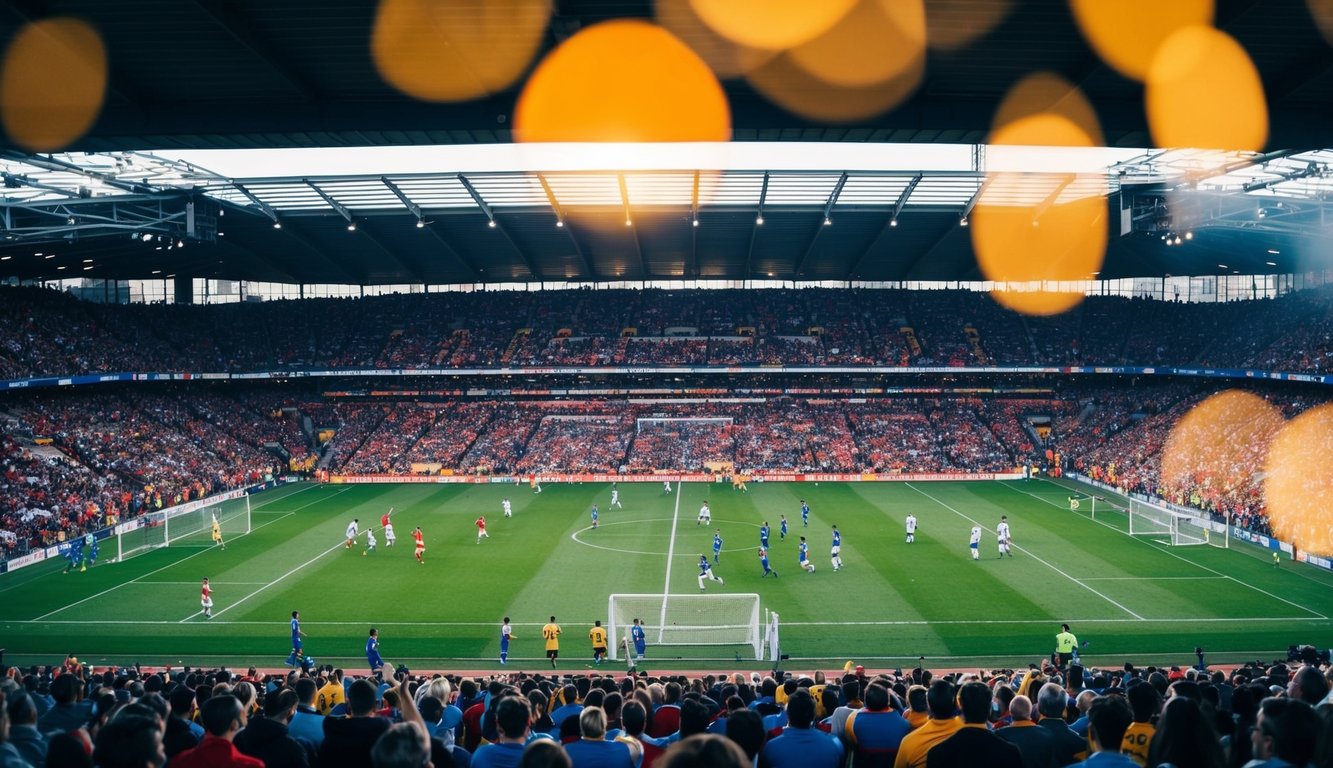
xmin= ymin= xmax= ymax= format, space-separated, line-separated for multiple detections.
xmin=786 ymin=0 xmax=925 ymax=89
xmin=514 ymin=20 xmax=730 ymax=143
xmin=371 ymin=0 xmax=551 ymax=102
xmin=925 ymin=0 xmax=1012 ymax=51
xmin=688 ymin=0 xmax=858 ymax=50
xmin=1162 ymin=390 xmax=1285 ymax=503
xmin=974 ymin=75 xmax=1107 ymax=316
xmin=1146 ymin=26 xmax=1268 ymax=151
xmin=744 ymin=45 xmax=922 ymax=122
xmin=655 ymin=0 xmax=776 ymax=79
xmin=1265 ymin=403 xmax=1333 ymax=557
xmin=1311 ymin=0 xmax=1333 ymax=45
xmin=1069 ymin=0 xmax=1213 ymax=81
xmin=0 ymin=17 xmax=107 ymax=152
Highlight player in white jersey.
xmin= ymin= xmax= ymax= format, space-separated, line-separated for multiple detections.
xmin=697 ymin=501 xmax=711 ymax=526
xmin=610 ymin=487 xmax=622 ymax=509
xmin=384 ymin=521 xmax=396 ymax=546
xmin=996 ymin=515 xmax=1013 ymax=558
xmin=364 ymin=528 xmax=377 ymax=555
xmin=345 ymin=518 xmax=360 ymax=549
xmin=969 ymin=526 xmax=982 ymax=560
xmin=905 ymin=514 xmax=917 ymax=543
xmin=663 ymin=480 xmax=672 ymax=493
xmin=502 ymin=498 xmax=512 ymax=518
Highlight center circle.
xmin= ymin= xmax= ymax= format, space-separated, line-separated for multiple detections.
xmin=570 ymin=517 xmax=762 ymax=557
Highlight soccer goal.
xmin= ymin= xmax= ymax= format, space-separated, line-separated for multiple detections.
xmin=117 ymin=489 xmax=252 ymax=562
xmin=1128 ymin=498 xmax=1228 ymax=548
xmin=608 ymin=593 xmax=763 ymax=661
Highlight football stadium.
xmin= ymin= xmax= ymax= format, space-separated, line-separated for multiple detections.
xmin=3 ymin=1 xmax=1333 ymax=766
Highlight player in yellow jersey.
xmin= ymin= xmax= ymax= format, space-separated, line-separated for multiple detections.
xmin=211 ymin=514 xmax=226 ymax=550
xmin=589 ymin=620 xmax=608 ymax=665
xmin=542 ymin=615 xmax=562 ymax=669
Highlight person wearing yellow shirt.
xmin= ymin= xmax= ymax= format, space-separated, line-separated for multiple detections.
xmin=589 ymin=620 xmax=608 ymax=666
xmin=542 ymin=616 xmax=562 ymax=669
xmin=893 ymin=680 xmax=962 ymax=768
xmin=316 ymin=669 xmax=346 ymax=715
xmin=1120 ymin=682 xmax=1161 ymax=767
xmin=1055 ymin=624 xmax=1078 ymax=669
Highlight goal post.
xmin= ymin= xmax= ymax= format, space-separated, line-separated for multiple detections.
xmin=1128 ymin=498 xmax=1228 ymax=548
xmin=608 ymin=593 xmax=762 ymax=660
xmin=116 ymin=488 xmax=251 ymax=562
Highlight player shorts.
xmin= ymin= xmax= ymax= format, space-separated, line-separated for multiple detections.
xmin=547 ymin=649 xmax=559 ymax=659
xmin=594 ymin=646 xmax=607 ymax=656
xmin=831 ymin=546 xmax=840 ymax=555
xmin=415 ymin=544 xmax=425 ymax=553
xmin=201 ymin=598 xmax=213 ymax=608
xmin=970 ymin=543 xmax=979 ymax=550
xmin=212 ymin=533 xmax=222 ymax=542
xmin=385 ymin=526 xmax=395 ymax=541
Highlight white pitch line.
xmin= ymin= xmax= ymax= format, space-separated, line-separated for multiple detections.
xmin=905 ymin=483 xmax=1145 ymax=621
xmin=32 ymin=510 xmax=296 ymax=621
xmin=1003 ymin=480 xmax=1329 ymax=621
xmin=1077 ymin=576 xmax=1227 ymax=581
xmin=9 ymin=615 xmax=1327 ymax=627
xmin=207 ymin=521 xmax=367 ymax=620
xmin=658 ymin=483 xmax=683 ymax=638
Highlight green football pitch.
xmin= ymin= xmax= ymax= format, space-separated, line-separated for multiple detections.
xmin=3 ymin=479 xmax=1331 ymax=672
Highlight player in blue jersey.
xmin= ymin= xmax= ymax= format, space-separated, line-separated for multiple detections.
xmin=831 ymin=525 xmax=844 ymax=571
xmin=801 ymin=500 xmax=810 ymax=527
xmin=697 ymin=555 xmax=724 ymax=590
xmin=366 ymin=628 xmax=384 ymax=675
xmin=713 ymin=529 xmax=723 ymax=563
xmin=798 ymin=536 xmax=816 ymax=573
xmin=760 ymin=521 xmax=770 ymax=548
xmin=591 ymin=504 xmax=599 ymax=529
xmin=630 ymin=618 xmax=646 ymax=661
xmin=780 ymin=515 xmax=789 ymax=541
xmin=758 ymin=547 xmax=778 ymax=578
xmin=84 ymin=533 xmax=99 ymax=570
xmin=500 ymin=617 xmax=516 ymax=665
xmin=63 ymin=535 xmax=84 ymax=574
xmin=287 ymin=610 xmax=308 ymax=666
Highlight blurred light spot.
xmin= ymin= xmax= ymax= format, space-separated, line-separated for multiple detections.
xmin=0 ymin=18 xmax=107 ymax=152
xmin=1162 ymin=391 xmax=1285 ymax=510
xmin=1070 ymin=0 xmax=1212 ymax=81
xmin=974 ymin=74 xmax=1106 ymax=316
xmin=371 ymin=0 xmax=551 ymax=102
xmin=787 ymin=0 xmax=925 ymax=88
xmin=1265 ymin=403 xmax=1333 ymax=557
xmin=688 ymin=0 xmax=858 ymax=50
xmin=1311 ymin=0 xmax=1333 ymax=45
xmin=925 ymin=0 xmax=1011 ymax=51
xmin=1146 ymin=26 xmax=1267 ymax=151
xmin=656 ymin=0 xmax=776 ymax=79
xmin=744 ymin=44 xmax=923 ymax=122
xmin=515 ymin=20 xmax=730 ymax=142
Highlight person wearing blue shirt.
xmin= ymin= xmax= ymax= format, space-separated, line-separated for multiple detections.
xmin=63 ymin=536 xmax=84 ymax=574
xmin=286 ymin=610 xmax=306 ymax=666
xmin=801 ymin=500 xmax=810 ymax=528
xmin=762 ymin=690 xmax=842 ymax=768
xmin=630 ymin=619 xmax=646 ymax=662
xmin=472 ymin=696 xmax=533 ymax=768
xmin=1067 ymin=696 xmax=1137 ymax=768
xmin=798 ymin=537 xmax=815 ymax=573
xmin=84 ymin=533 xmax=98 ymax=569
xmin=758 ymin=547 xmax=778 ymax=578
xmin=564 ymin=708 xmax=634 ymax=768
xmin=591 ymin=504 xmax=599 ymax=529
xmin=831 ymin=525 xmax=844 ymax=571
xmin=365 ymin=627 xmax=383 ymax=674
xmin=712 ymin=530 xmax=723 ymax=563
xmin=698 ymin=555 xmax=724 ymax=590
xmin=760 ymin=522 xmax=770 ymax=548
xmin=780 ymin=515 xmax=788 ymax=540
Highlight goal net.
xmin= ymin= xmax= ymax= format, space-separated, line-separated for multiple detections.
xmin=1128 ymin=498 xmax=1227 ymax=548
xmin=608 ymin=593 xmax=762 ymax=661
xmin=117 ymin=489 xmax=251 ymax=562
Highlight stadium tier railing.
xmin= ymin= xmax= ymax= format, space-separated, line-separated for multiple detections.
xmin=323 ymin=471 xmax=1025 ymax=484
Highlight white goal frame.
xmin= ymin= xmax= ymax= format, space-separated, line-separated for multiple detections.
xmin=1128 ymin=498 xmax=1228 ymax=548
xmin=608 ymin=593 xmax=763 ymax=660
xmin=117 ymin=489 xmax=251 ymax=562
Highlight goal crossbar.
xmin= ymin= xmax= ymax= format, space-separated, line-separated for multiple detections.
xmin=608 ymin=593 xmax=762 ymax=660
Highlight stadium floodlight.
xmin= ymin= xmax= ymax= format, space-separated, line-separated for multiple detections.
xmin=415 ymin=218 xmax=425 ymax=228
xmin=824 ymin=216 xmax=832 ymax=226
xmin=273 ymin=220 xmax=282 ymax=229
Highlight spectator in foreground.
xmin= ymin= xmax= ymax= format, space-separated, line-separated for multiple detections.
xmin=4 ymin=690 xmax=46 ymax=767
xmin=762 ymin=689 xmax=842 ymax=768
xmin=658 ymin=734 xmax=750 ymax=768
xmin=928 ymin=682 xmax=1021 ymax=768
xmin=520 ymin=739 xmax=572 ymax=768
xmin=287 ymin=677 xmax=324 ymax=748
xmin=995 ymin=695 xmax=1055 ymax=768
xmin=171 ymin=695 xmax=264 ymax=768
xmin=319 ymin=679 xmax=390 ymax=768
xmin=564 ymin=707 xmax=633 ymax=768
xmin=472 ymin=696 xmax=532 ymax=768
xmin=1072 ymin=696 xmax=1134 ymax=768
xmin=91 ymin=713 xmax=165 ymax=768
xmin=234 ymin=687 xmax=310 ymax=768
xmin=1036 ymin=683 xmax=1086 ymax=766
xmin=843 ymin=682 xmax=910 ymax=768
xmin=1248 ymin=697 xmax=1319 ymax=768
xmin=1144 ymin=697 xmax=1223 ymax=768
xmin=894 ymin=680 xmax=961 ymax=768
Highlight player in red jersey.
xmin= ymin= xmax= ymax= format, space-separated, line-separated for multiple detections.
xmin=200 ymin=577 xmax=213 ymax=619
xmin=412 ymin=526 xmax=425 ymax=564
xmin=381 ymin=507 xmax=396 ymax=547
xmin=475 ymin=515 xmax=489 ymax=543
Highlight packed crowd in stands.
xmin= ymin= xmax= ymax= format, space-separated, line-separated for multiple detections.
xmin=5 ymin=285 xmax=1333 ymax=377
xmin=4 ymin=650 xmax=1333 ymax=768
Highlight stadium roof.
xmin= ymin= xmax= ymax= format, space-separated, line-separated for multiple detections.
xmin=0 ymin=0 xmax=1331 ymax=285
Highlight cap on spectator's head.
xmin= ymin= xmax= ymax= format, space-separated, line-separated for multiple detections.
xmin=855 ymin=666 xmax=865 ymax=675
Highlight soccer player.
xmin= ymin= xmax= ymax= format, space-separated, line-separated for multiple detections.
xmin=590 ymin=620 xmax=608 ymax=665
xmin=630 ymin=618 xmax=646 ymax=661
xmin=287 ymin=610 xmax=307 ymax=666
xmin=502 ymin=498 xmax=512 ymax=518
xmin=798 ymin=537 xmax=816 ymax=573
xmin=476 ymin=515 xmax=490 ymax=542
xmin=413 ymin=526 xmax=425 ymax=564
xmin=698 ymin=555 xmax=724 ymax=590
xmin=590 ymin=505 xmax=599 ymax=530
xmin=382 ymin=508 xmax=396 ymax=546
xmin=758 ymin=547 xmax=778 ymax=578
xmin=364 ymin=527 xmax=377 ymax=555
xmin=200 ymin=577 xmax=213 ymax=619
xmin=345 ymin=518 xmax=359 ymax=549
xmin=969 ymin=525 xmax=982 ymax=560
xmin=542 ymin=616 xmax=561 ymax=669
xmin=366 ymin=628 xmax=384 ymax=675
xmin=996 ymin=515 xmax=1013 ymax=558
xmin=713 ymin=529 xmax=723 ymax=563
xmin=610 ymin=486 xmax=622 ymax=509
xmin=84 ymin=532 xmax=98 ymax=570
xmin=760 ymin=521 xmax=770 ymax=548
xmin=211 ymin=514 xmax=226 ymax=550
xmin=530 ymin=475 xmax=543 ymax=494
xmin=500 ymin=617 xmax=516 ymax=665
xmin=63 ymin=535 xmax=84 ymax=574
xmin=662 ymin=480 xmax=672 ymax=494
xmin=801 ymin=500 xmax=810 ymax=528
xmin=905 ymin=513 xmax=917 ymax=543
xmin=780 ymin=515 xmax=789 ymax=541
xmin=697 ymin=501 xmax=711 ymax=526
xmin=831 ymin=525 xmax=844 ymax=571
